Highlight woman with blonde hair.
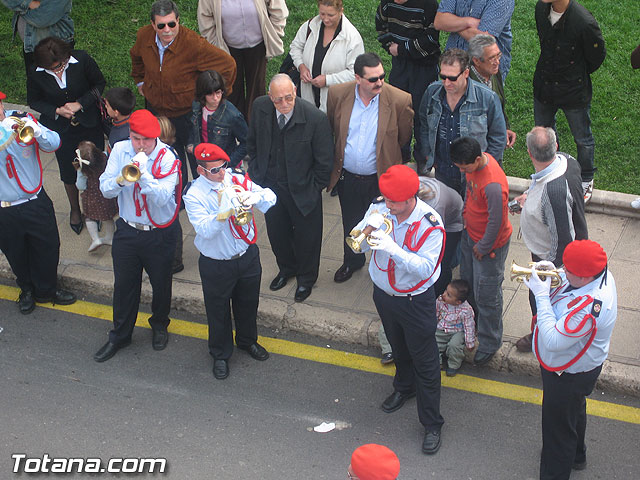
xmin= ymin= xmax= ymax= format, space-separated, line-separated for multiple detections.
xmin=289 ymin=0 xmax=364 ymax=112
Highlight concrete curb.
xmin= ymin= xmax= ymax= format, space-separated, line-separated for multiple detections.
xmin=2 ymin=256 xmax=638 ymax=398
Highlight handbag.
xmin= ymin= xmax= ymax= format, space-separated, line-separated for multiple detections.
xmin=279 ymin=18 xmax=313 ymax=95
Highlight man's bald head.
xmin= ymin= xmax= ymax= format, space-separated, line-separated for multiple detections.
xmin=526 ymin=126 xmax=557 ymax=164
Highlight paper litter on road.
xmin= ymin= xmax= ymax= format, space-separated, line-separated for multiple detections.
xmin=313 ymin=422 xmax=336 ymax=433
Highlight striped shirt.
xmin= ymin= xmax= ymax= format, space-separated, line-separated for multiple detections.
xmin=436 ymin=298 xmax=476 ymax=348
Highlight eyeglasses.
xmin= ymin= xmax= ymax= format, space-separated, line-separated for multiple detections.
xmin=156 ymin=21 xmax=177 ymax=29
xmin=50 ymin=59 xmax=68 ymax=73
xmin=203 ymin=161 xmax=228 ymax=174
xmin=484 ymin=52 xmax=502 ymax=63
xmin=439 ymin=70 xmax=465 ymax=82
xmin=270 ymin=94 xmax=295 ymax=104
xmin=363 ymin=73 xmax=385 ymax=83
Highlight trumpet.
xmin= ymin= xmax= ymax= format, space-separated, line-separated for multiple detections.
xmin=346 ymin=213 xmax=393 ymax=253
xmin=7 ymin=116 xmax=34 ymax=144
xmin=510 ymin=261 xmax=563 ymax=288
xmin=229 ymin=185 xmax=253 ymax=226
xmin=121 ymin=162 xmax=142 ymax=182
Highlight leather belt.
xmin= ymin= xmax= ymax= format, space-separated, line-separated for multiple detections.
xmin=123 ymin=219 xmax=155 ymax=231
xmin=1 ymin=194 xmax=39 ymax=208
xmin=343 ymin=169 xmax=377 ymax=180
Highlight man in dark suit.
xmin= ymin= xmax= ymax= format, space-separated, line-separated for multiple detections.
xmin=326 ymin=52 xmax=413 ymax=283
xmin=247 ymin=73 xmax=333 ymax=302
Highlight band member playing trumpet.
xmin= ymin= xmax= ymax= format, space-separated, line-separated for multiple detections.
xmin=183 ymin=143 xmax=276 ymax=380
xmin=352 ymin=164 xmax=446 ymax=455
xmin=0 ymin=90 xmax=77 ymax=314
xmin=524 ymin=240 xmax=617 ymax=479
xmin=95 ymin=109 xmax=181 ymax=362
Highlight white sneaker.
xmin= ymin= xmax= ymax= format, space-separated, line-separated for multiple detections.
xmin=582 ymin=180 xmax=594 ymax=204
xmin=632 ymin=198 xmax=640 ymax=209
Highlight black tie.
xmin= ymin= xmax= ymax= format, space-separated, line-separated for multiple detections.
xmin=278 ymin=114 xmax=286 ymax=130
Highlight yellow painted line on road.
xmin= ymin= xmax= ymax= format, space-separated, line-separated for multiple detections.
xmin=2 ymin=283 xmax=639 ymax=424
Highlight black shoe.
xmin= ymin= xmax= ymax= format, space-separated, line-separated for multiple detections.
xmin=381 ymin=390 xmax=416 ymax=413
xmin=17 ymin=290 xmax=35 ymax=314
xmin=380 ymin=352 xmax=394 ymax=365
xmin=152 ymin=329 xmax=169 ymax=350
xmin=333 ymin=264 xmax=361 ymax=283
xmin=94 ymin=339 xmax=130 ymax=362
xmin=213 ymin=359 xmax=229 ymax=379
xmin=330 ymin=186 xmax=339 ymax=197
xmin=516 ymin=333 xmax=533 ymax=352
xmin=445 ymin=367 xmax=458 ymax=377
xmin=269 ymin=274 xmax=289 ymax=291
xmin=34 ymin=289 xmax=77 ymax=305
xmin=70 ymin=212 xmax=84 ymax=235
xmin=422 ymin=430 xmax=441 ymax=455
xmin=474 ymin=351 xmax=495 ymax=366
xmin=294 ymin=285 xmax=312 ymax=302
xmin=172 ymin=263 xmax=185 ymax=274
xmin=238 ymin=343 xmax=269 ymax=361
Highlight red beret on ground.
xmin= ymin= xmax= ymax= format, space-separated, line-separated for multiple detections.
xmin=129 ymin=109 xmax=160 ymax=138
xmin=379 ymin=164 xmax=419 ymax=202
xmin=563 ymin=239 xmax=607 ymax=277
xmin=0 ymin=90 xmax=6 ymax=100
xmin=351 ymin=444 xmax=400 ymax=480
xmin=193 ymin=143 xmax=230 ymax=163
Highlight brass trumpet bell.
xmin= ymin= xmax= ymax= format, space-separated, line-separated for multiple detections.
xmin=510 ymin=261 xmax=563 ymax=288
xmin=121 ymin=163 xmax=142 ymax=182
xmin=8 ymin=116 xmax=34 ymax=144
xmin=229 ymin=185 xmax=254 ymax=226
xmin=346 ymin=214 xmax=393 ymax=253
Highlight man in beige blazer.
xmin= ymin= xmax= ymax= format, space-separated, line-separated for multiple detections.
xmin=326 ymin=52 xmax=413 ymax=283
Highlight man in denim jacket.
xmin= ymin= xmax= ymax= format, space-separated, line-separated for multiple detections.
xmin=418 ymin=48 xmax=506 ymax=195
xmin=2 ymin=0 xmax=74 ymax=71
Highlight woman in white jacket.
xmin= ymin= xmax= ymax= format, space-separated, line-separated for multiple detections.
xmin=289 ymin=0 xmax=364 ymax=112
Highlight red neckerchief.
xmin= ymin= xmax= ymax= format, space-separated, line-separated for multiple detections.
xmin=373 ymin=214 xmax=446 ymax=294
xmin=4 ymin=113 xmax=42 ymax=194
xmin=133 ymin=147 xmax=182 ymax=228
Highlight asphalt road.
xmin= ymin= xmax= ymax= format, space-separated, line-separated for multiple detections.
xmin=1 ymin=295 xmax=639 ymax=479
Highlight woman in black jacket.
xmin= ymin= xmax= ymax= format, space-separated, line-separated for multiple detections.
xmin=27 ymin=36 xmax=106 ymax=234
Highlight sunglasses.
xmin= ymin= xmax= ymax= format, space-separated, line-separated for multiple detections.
xmin=156 ymin=21 xmax=177 ymax=29
xmin=203 ymin=161 xmax=228 ymax=175
xmin=439 ymin=70 xmax=465 ymax=82
xmin=363 ymin=73 xmax=385 ymax=83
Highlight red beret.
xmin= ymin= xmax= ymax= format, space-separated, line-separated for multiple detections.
xmin=563 ymin=240 xmax=607 ymax=277
xmin=351 ymin=444 xmax=400 ymax=480
xmin=129 ymin=109 xmax=160 ymax=138
xmin=193 ymin=143 xmax=230 ymax=163
xmin=0 ymin=90 xmax=6 ymax=100
xmin=379 ymin=165 xmax=419 ymax=202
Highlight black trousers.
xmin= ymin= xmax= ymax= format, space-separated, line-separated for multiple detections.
xmin=389 ymin=56 xmax=438 ymax=164
xmin=109 ymin=218 xmax=178 ymax=345
xmin=337 ymin=170 xmax=380 ymax=269
xmin=0 ymin=189 xmax=60 ymax=297
xmin=373 ymin=285 xmax=444 ymax=430
xmin=227 ymin=42 xmax=267 ymax=122
xmin=540 ymin=365 xmax=602 ymax=480
xmin=264 ymin=185 xmax=323 ymax=288
xmin=199 ymin=244 xmax=261 ymax=360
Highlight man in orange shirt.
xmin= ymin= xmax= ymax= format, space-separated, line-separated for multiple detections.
xmin=451 ymin=136 xmax=511 ymax=365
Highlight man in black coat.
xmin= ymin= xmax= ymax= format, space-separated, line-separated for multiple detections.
xmin=247 ymin=73 xmax=333 ymax=302
xmin=533 ymin=0 xmax=606 ymax=204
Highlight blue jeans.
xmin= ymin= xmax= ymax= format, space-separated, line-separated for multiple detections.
xmin=533 ymin=98 xmax=595 ymax=181
xmin=460 ymin=231 xmax=510 ymax=354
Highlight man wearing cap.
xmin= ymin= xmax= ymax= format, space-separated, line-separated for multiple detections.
xmin=94 ymin=109 xmax=180 ymax=362
xmin=183 ymin=143 xmax=276 ymax=380
xmin=352 ymin=164 xmax=446 ymax=454
xmin=348 ymin=443 xmax=400 ymax=480
xmin=131 ymin=0 xmax=236 ymax=183
xmin=450 ymin=136 xmax=512 ymax=366
xmin=524 ymin=239 xmax=617 ymax=479
xmin=0 ymin=90 xmax=77 ymax=314
xmin=247 ymin=73 xmax=333 ymax=303
xmin=512 ymin=126 xmax=588 ymax=353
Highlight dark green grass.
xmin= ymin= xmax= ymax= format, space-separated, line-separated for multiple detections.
xmin=1 ymin=0 xmax=638 ymax=193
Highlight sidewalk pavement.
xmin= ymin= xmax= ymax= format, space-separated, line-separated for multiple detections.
xmin=2 ymin=103 xmax=639 ymax=396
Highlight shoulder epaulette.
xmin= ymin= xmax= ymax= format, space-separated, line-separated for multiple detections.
xmin=232 ymin=167 xmax=246 ymax=176
xmin=182 ymin=181 xmax=193 ymax=196
xmin=591 ymin=298 xmax=602 ymax=318
xmin=372 ymin=195 xmax=384 ymax=204
xmin=423 ymin=212 xmax=440 ymax=227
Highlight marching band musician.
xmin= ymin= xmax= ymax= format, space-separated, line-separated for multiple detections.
xmin=0 ymin=90 xmax=77 ymax=314
xmin=352 ymin=164 xmax=446 ymax=455
xmin=524 ymin=239 xmax=617 ymax=479
xmin=183 ymin=143 xmax=276 ymax=380
xmin=94 ymin=109 xmax=181 ymax=362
